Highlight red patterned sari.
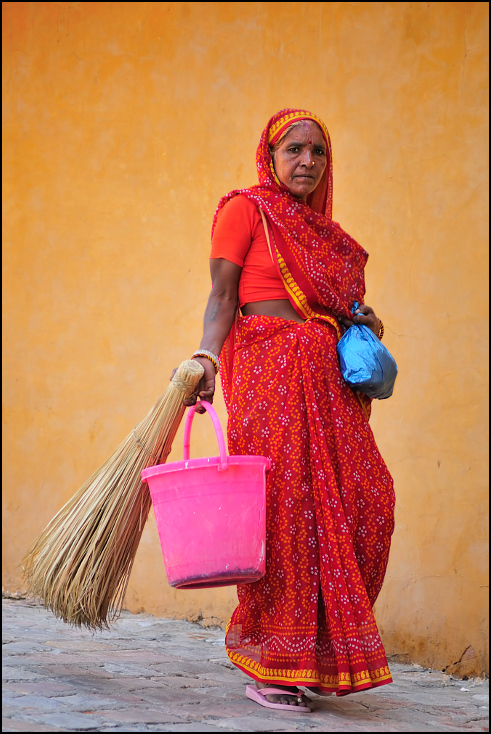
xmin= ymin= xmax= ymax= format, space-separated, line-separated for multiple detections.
xmin=215 ymin=110 xmax=395 ymax=694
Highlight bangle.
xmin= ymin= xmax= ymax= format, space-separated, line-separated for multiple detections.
xmin=192 ymin=350 xmax=220 ymax=374
xmin=378 ymin=319 xmax=384 ymax=340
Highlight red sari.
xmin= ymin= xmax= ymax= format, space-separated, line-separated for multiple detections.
xmin=215 ymin=109 xmax=395 ymax=694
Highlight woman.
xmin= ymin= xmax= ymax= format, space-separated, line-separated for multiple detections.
xmin=186 ymin=108 xmax=395 ymax=712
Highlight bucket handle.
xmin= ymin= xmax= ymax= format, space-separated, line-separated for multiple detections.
xmin=183 ymin=402 xmax=229 ymax=471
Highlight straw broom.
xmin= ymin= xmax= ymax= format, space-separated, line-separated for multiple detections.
xmin=22 ymin=359 xmax=204 ymax=631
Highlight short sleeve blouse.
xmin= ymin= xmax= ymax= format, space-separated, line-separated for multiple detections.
xmin=210 ymin=195 xmax=287 ymax=307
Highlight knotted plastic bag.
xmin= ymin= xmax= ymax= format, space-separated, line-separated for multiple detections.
xmin=336 ymin=305 xmax=398 ymax=400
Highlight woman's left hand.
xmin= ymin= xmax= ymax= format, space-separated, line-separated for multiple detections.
xmin=339 ymin=304 xmax=381 ymax=338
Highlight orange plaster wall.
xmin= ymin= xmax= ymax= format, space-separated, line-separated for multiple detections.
xmin=3 ymin=2 xmax=489 ymax=675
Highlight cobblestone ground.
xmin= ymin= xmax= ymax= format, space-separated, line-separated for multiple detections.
xmin=2 ymin=598 xmax=489 ymax=733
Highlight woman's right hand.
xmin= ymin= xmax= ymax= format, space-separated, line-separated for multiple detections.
xmin=182 ymin=357 xmax=216 ymax=413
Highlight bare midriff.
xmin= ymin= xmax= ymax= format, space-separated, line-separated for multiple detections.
xmin=241 ymin=299 xmax=305 ymax=323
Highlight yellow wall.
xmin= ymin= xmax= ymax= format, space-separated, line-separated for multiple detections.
xmin=3 ymin=2 xmax=488 ymax=676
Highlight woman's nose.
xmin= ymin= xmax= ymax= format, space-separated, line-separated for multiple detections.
xmin=301 ymin=151 xmax=314 ymax=167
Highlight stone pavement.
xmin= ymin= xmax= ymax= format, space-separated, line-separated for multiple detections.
xmin=2 ymin=598 xmax=489 ymax=733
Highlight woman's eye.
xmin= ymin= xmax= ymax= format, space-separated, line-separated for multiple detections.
xmin=288 ymin=147 xmax=299 ymax=153
xmin=315 ymin=149 xmax=325 ymax=156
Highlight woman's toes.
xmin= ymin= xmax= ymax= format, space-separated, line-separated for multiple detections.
xmin=256 ymin=683 xmax=309 ymax=707
xmin=267 ymin=693 xmax=307 ymax=706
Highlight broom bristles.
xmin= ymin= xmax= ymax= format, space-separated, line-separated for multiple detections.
xmin=22 ymin=359 xmax=205 ymax=631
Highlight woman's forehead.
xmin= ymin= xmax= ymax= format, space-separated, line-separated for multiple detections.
xmin=282 ymin=121 xmax=325 ymax=144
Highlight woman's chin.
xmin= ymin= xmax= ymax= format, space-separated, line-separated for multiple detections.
xmin=287 ymin=182 xmax=317 ymax=200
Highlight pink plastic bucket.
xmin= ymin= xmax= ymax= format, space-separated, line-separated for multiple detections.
xmin=141 ymin=402 xmax=270 ymax=589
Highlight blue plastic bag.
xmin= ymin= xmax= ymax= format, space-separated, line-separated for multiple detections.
xmin=336 ymin=304 xmax=398 ymax=400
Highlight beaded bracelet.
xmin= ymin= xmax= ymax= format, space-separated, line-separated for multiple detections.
xmin=191 ymin=350 xmax=220 ymax=374
xmin=378 ymin=320 xmax=385 ymax=341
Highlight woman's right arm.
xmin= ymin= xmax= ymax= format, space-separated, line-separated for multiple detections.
xmin=183 ymin=257 xmax=242 ymax=412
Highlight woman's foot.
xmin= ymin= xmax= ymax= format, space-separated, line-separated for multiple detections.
xmin=255 ymin=681 xmax=310 ymax=707
xmin=305 ymin=686 xmax=334 ymax=697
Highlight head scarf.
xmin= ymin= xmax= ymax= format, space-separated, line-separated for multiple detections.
xmin=212 ymin=108 xmax=368 ymax=324
xmin=265 ymin=109 xmax=333 ymax=218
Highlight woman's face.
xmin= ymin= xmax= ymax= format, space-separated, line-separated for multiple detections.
xmin=271 ymin=120 xmax=327 ymax=202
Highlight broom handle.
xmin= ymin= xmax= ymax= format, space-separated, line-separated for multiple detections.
xmin=182 ymin=403 xmax=229 ymax=471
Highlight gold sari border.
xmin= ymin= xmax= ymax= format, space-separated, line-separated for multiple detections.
xmin=226 ymin=649 xmax=392 ymax=690
xmin=274 ymin=247 xmax=342 ymax=340
xmin=265 ymin=220 xmax=370 ymax=418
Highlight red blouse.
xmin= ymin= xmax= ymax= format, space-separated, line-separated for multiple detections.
xmin=210 ymin=195 xmax=287 ymax=307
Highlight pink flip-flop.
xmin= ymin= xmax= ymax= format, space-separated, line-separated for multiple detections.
xmin=246 ymin=685 xmax=312 ymax=712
